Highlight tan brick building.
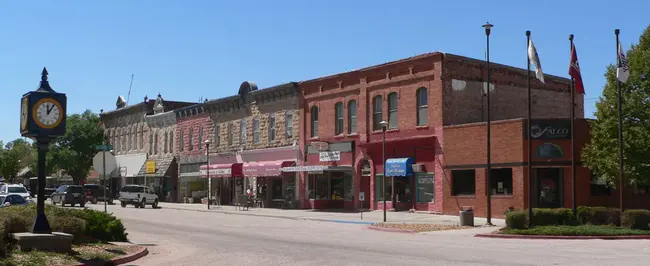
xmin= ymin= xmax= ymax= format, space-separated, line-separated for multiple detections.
xmin=178 ymin=82 xmax=301 ymax=207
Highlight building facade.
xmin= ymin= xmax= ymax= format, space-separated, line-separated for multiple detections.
xmin=294 ymin=52 xmax=582 ymax=214
xmin=175 ymin=103 xmax=211 ymax=203
xmin=198 ymin=82 xmax=301 ymax=208
xmin=100 ymin=95 xmax=193 ymax=196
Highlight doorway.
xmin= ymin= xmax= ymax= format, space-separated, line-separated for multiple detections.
xmin=535 ymin=168 xmax=563 ymax=208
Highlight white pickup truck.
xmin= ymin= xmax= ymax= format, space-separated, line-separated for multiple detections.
xmin=118 ymin=185 xmax=159 ymax=209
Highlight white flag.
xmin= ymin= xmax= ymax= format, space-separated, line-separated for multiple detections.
xmin=616 ymin=43 xmax=630 ymax=83
xmin=527 ymin=39 xmax=545 ymax=83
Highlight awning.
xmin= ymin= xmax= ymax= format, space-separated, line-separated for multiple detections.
xmin=199 ymin=163 xmax=243 ymax=178
xmin=281 ymin=165 xmax=353 ymax=173
xmin=114 ymin=154 xmax=148 ymax=178
xmin=243 ymin=160 xmax=295 ymax=177
xmin=136 ymin=157 xmax=175 ymax=178
xmin=385 ymin=157 xmax=415 ymax=177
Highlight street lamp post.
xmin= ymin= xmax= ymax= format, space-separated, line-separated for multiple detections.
xmin=205 ymin=140 xmax=211 ymax=210
xmin=483 ymin=22 xmax=494 ymax=226
xmin=380 ymin=120 xmax=388 ymax=222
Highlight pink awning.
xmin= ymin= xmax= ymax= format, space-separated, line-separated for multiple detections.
xmin=242 ymin=160 xmax=296 ymax=178
xmin=199 ymin=163 xmax=243 ymax=178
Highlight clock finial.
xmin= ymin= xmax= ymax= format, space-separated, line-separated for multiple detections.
xmin=37 ymin=67 xmax=54 ymax=92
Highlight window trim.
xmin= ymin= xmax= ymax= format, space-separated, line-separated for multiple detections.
xmin=268 ymin=114 xmax=276 ymax=142
xmin=253 ymin=117 xmax=261 ymax=144
xmin=285 ymin=111 xmax=293 ymax=138
xmin=240 ymin=119 xmax=247 ymax=145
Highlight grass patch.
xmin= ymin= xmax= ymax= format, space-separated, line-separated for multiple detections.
xmin=374 ymin=223 xmax=470 ymax=232
xmin=0 ymin=243 xmax=137 ymax=266
xmin=501 ymin=225 xmax=650 ymax=236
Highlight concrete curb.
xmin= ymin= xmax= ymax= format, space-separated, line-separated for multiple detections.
xmin=160 ymin=205 xmax=376 ymax=225
xmin=71 ymin=245 xmax=148 ymax=266
xmin=475 ymin=233 xmax=650 ymax=240
xmin=367 ymin=225 xmax=417 ymax=234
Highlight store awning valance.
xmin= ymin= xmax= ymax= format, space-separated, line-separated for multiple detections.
xmin=385 ymin=157 xmax=415 ymax=177
xmin=243 ymin=160 xmax=295 ymax=178
xmin=281 ymin=165 xmax=353 ymax=173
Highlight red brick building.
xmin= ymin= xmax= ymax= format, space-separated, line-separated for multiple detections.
xmin=293 ymin=52 xmax=592 ymax=216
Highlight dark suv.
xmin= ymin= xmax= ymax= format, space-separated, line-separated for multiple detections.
xmin=50 ymin=185 xmax=85 ymax=207
xmin=83 ymin=184 xmax=114 ymax=204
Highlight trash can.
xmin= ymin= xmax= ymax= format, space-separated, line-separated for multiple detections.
xmin=459 ymin=207 xmax=474 ymax=227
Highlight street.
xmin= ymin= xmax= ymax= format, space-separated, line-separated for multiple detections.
xmin=76 ymin=203 xmax=650 ymax=266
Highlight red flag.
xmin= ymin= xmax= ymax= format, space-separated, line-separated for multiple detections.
xmin=569 ymin=43 xmax=585 ymax=94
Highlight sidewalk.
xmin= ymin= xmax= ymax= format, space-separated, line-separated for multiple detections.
xmin=155 ymin=202 xmax=506 ymax=227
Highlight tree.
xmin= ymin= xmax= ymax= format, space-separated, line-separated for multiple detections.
xmin=0 ymin=138 xmax=35 ymax=183
xmin=583 ymin=25 xmax=650 ymax=186
xmin=53 ymin=110 xmax=104 ymax=184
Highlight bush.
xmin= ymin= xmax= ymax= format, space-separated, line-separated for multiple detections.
xmin=505 ymin=211 xmax=528 ymax=229
xmin=576 ymin=206 xmax=621 ymax=226
xmin=533 ymin=208 xmax=578 ymax=226
xmin=50 ymin=217 xmax=86 ymax=240
xmin=621 ymin=209 xmax=650 ymax=230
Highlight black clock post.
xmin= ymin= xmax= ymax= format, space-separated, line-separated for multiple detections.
xmin=20 ymin=68 xmax=67 ymax=234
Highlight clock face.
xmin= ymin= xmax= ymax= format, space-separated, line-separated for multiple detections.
xmin=32 ymin=98 xmax=63 ymax=129
xmin=20 ymin=97 xmax=28 ymax=131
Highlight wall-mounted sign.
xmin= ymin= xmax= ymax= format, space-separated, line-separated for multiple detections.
xmin=529 ymin=119 xmax=571 ymax=140
xmin=319 ymin=151 xmax=341 ymax=162
xmin=200 ymin=168 xmax=232 ymax=176
xmin=145 ymin=160 xmax=156 ymax=174
xmin=281 ymin=165 xmax=328 ymax=172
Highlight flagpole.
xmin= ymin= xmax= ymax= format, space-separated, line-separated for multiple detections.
xmin=569 ymin=34 xmax=577 ymax=215
xmin=615 ymin=29 xmax=624 ymax=214
xmin=526 ymin=30 xmax=534 ymax=228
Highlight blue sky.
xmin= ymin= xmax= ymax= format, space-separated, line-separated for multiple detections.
xmin=0 ymin=0 xmax=647 ymax=143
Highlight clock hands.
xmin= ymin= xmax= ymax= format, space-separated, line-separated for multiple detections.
xmin=46 ymin=104 xmax=54 ymax=115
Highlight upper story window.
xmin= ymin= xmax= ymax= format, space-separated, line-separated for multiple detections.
xmin=139 ymin=126 xmax=144 ymax=149
xmin=417 ymin=87 xmax=428 ymax=126
xmin=334 ymin=102 xmax=344 ymax=135
xmin=198 ymin=126 xmax=204 ymax=149
xmin=227 ymin=123 xmax=233 ymax=145
xmin=240 ymin=119 xmax=247 ymax=145
xmin=268 ymin=114 xmax=276 ymax=142
xmin=215 ymin=124 xmax=221 ymax=147
xmin=179 ymin=128 xmax=185 ymax=151
xmin=169 ymin=131 xmax=174 ymax=153
xmin=372 ymin=95 xmax=383 ymax=131
xmin=348 ymin=100 xmax=357 ymax=134
xmin=164 ymin=132 xmax=168 ymax=154
xmin=387 ymin=93 xmax=398 ymax=129
xmin=285 ymin=112 xmax=293 ymax=138
xmin=310 ymin=106 xmax=319 ymax=137
xmin=253 ymin=117 xmax=261 ymax=144
xmin=189 ymin=127 xmax=194 ymax=151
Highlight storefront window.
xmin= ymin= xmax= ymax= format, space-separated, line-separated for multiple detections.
xmin=315 ymin=175 xmax=329 ymax=200
xmin=331 ymin=176 xmax=344 ymax=200
xmin=343 ymin=172 xmax=354 ymax=201
xmin=394 ymin=177 xmax=412 ymax=203
xmin=375 ymin=174 xmax=391 ymax=201
xmin=416 ymin=173 xmax=434 ymax=202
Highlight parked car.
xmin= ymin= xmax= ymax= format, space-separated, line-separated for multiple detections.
xmin=118 ymin=185 xmax=159 ymax=209
xmin=50 ymin=185 xmax=85 ymax=207
xmin=0 ymin=194 xmax=31 ymax=208
xmin=44 ymin=187 xmax=57 ymax=199
xmin=0 ymin=184 xmax=32 ymax=201
xmin=83 ymin=184 xmax=114 ymax=204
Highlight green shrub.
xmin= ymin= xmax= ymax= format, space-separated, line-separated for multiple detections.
xmin=50 ymin=217 xmax=86 ymax=240
xmin=621 ymin=209 xmax=650 ymax=230
xmin=533 ymin=208 xmax=578 ymax=226
xmin=576 ymin=206 xmax=621 ymax=226
xmin=505 ymin=211 xmax=528 ymax=229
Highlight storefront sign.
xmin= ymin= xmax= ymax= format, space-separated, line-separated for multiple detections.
xmin=384 ymin=158 xmax=415 ymax=177
xmin=281 ymin=165 xmax=328 ymax=172
xmin=319 ymin=151 xmax=340 ymax=162
xmin=418 ymin=177 xmax=434 ymax=184
xmin=145 ymin=160 xmax=156 ymax=174
xmin=529 ymin=120 xmax=571 ymax=140
xmin=311 ymin=141 xmax=329 ymax=151
xmin=199 ymin=168 xmax=232 ymax=176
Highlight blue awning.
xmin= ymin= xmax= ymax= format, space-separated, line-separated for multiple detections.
xmin=384 ymin=158 xmax=415 ymax=177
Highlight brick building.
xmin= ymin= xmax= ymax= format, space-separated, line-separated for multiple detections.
xmin=99 ymin=95 xmax=194 ymax=195
xmin=197 ymin=82 xmax=301 ymax=207
xmin=292 ymin=52 xmax=585 ymax=216
xmin=174 ymin=103 xmax=211 ymax=203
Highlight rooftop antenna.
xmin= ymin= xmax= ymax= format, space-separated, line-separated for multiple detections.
xmin=126 ymin=74 xmax=135 ymax=104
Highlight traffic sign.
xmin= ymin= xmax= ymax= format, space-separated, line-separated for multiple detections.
xmin=95 ymin=145 xmax=113 ymax=151
xmin=92 ymin=151 xmax=117 ymax=177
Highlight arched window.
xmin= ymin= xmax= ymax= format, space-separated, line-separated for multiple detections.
xmin=310 ymin=106 xmax=319 ymax=137
xmin=347 ymin=100 xmax=357 ymax=134
xmin=416 ymin=87 xmax=428 ymax=126
xmin=372 ymin=95 xmax=383 ymax=131
xmin=334 ymin=102 xmax=344 ymax=135
xmin=387 ymin=93 xmax=398 ymax=129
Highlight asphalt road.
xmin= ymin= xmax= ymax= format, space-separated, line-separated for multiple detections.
xmin=80 ymin=203 xmax=650 ymax=266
